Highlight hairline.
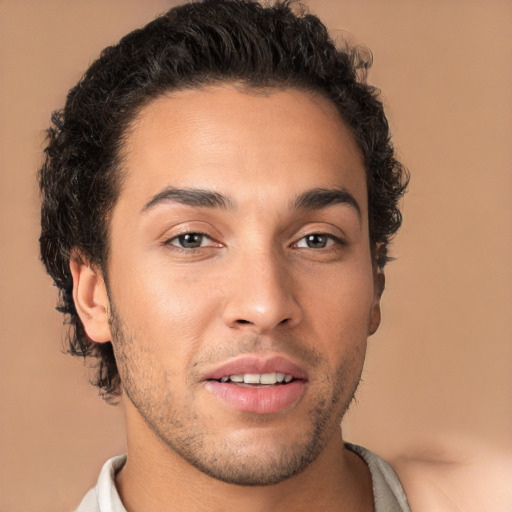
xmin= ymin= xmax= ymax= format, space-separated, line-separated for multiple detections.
xmin=97 ymin=80 xmax=374 ymax=279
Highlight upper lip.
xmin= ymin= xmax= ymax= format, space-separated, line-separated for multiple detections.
xmin=203 ymin=355 xmax=308 ymax=381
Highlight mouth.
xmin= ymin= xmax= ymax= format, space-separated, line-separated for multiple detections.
xmin=203 ymin=356 xmax=308 ymax=414
xmin=216 ymin=372 xmax=294 ymax=386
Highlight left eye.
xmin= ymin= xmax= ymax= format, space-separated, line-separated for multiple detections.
xmin=166 ymin=233 xmax=212 ymax=249
xmin=295 ymin=234 xmax=336 ymax=249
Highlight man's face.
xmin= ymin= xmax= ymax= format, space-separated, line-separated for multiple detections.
xmin=101 ymin=85 xmax=381 ymax=485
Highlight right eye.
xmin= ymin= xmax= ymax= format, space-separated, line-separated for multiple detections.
xmin=165 ymin=233 xmax=214 ymax=249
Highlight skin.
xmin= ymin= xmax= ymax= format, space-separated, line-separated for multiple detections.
xmin=394 ymin=435 xmax=512 ymax=512
xmin=71 ymin=85 xmax=382 ymax=512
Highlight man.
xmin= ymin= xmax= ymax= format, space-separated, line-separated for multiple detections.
xmin=39 ymin=0 xmax=409 ymax=510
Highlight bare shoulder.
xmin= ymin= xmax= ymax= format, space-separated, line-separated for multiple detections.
xmin=391 ymin=438 xmax=512 ymax=512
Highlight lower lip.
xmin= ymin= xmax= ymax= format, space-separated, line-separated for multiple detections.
xmin=205 ymin=380 xmax=306 ymax=414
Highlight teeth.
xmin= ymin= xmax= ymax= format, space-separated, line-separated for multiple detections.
xmin=260 ymin=372 xmax=277 ymax=385
xmin=219 ymin=373 xmax=294 ymax=384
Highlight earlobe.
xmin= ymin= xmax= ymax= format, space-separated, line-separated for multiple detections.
xmin=368 ymin=268 xmax=385 ymax=336
xmin=69 ymin=255 xmax=112 ymax=343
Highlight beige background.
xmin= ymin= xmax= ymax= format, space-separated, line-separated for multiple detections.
xmin=0 ymin=1 xmax=510 ymax=511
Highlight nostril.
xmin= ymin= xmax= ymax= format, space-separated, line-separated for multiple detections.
xmin=234 ymin=317 xmax=291 ymax=327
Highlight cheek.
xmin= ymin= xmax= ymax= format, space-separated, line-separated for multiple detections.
xmin=110 ymin=257 xmax=222 ymax=362
xmin=301 ymin=263 xmax=375 ymax=349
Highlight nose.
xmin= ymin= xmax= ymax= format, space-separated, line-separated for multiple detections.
xmin=222 ymin=248 xmax=303 ymax=334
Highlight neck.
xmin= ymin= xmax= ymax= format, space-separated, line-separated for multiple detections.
xmin=116 ymin=402 xmax=374 ymax=512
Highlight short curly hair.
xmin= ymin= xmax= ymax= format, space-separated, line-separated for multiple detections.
xmin=39 ymin=0 xmax=408 ymax=401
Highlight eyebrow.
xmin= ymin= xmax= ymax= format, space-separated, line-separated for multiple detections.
xmin=141 ymin=187 xmax=235 ymax=213
xmin=140 ymin=185 xmax=361 ymax=217
xmin=292 ymin=187 xmax=361 ymax=217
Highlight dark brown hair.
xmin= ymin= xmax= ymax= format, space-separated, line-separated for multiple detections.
xmin=39 ymin=0 xmax=408 ymax=400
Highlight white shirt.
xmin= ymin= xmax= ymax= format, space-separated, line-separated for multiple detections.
xmin=75 ymin=443 xmax=411 ymax=511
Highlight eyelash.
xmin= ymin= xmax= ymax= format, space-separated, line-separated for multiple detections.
xmin=293 ymin=233 xmax=345 ymax=250
xmin=163 ymin=231 xmax=344 ymax=251
xmin=164 ymin=232 xmax=216 ymax=250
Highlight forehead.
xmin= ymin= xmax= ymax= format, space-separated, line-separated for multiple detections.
xmin=117 ymin=85 xmax=367 ymax=212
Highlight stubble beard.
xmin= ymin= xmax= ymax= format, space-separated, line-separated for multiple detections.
xmin=110 ymin=310 xmax=365 ymax=487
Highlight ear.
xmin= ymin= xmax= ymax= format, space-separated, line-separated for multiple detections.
xmin=368 ymin=265 xmax=385 ymax=336
xmin=69 ymin=254 xmax=112 ymax=343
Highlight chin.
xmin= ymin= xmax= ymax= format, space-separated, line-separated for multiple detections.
xmin=183 ymin=441 xmax=322 ymax=487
